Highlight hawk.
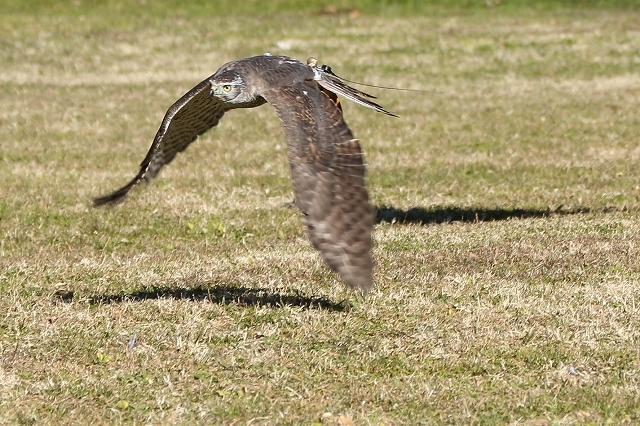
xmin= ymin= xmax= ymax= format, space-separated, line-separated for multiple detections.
xmin=93 ymin=54 xmax=396 ymax=293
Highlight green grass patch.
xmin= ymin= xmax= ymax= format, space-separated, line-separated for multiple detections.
xmin=2 ymin=0 xmax=639 ymax=19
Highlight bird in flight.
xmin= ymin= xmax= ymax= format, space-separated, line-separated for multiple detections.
xmin=93 ymin=54 xmax=396 ymax=293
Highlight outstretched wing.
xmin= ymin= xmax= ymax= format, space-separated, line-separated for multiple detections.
xmin=93 ymin=78 xmax=229 ymax=206
xmin=263 ymin=80 xmax=375 ymax=293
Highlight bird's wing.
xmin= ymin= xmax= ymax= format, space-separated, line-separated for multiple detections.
xmin=93 ymin=78 xmax=229 ymax=206
xmin=262 ymin=80 xmax=375 ymax=293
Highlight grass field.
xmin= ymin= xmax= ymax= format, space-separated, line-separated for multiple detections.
xmin=1 ymin=1 xmax=640 ymax=424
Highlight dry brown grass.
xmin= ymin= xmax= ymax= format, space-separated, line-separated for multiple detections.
xmin=1 ymin=4 xmax=640 ymax=425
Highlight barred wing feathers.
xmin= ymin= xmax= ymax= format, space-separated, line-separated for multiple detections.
xmin=263 ymin=81 xmax=375 ymax=293
xmin=93 ymin=78 xmax=229 ymax=206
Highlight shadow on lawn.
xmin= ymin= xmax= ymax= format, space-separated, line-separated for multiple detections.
xmin=375 ymin=205 xmax=596 ymax=225
xmin=89 ymin=285 xmax=349 ymax=311
xmin=87 ymin=205 xmax=612 ymax=310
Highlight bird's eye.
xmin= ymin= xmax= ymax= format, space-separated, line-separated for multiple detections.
xmin=222 ymin=85 xmax=232 ymax=92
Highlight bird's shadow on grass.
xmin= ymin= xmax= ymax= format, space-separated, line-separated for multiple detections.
xmin=375 ymin=205 xmax=597 ymax=225
xmin=87 ymin=205 xmax=611 ymax=310
xmin=88 ymin=285 xmax=349 ymax=312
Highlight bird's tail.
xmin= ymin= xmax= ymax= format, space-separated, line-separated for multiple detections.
xmin=312 ymin=65 xmax=398 ymax=117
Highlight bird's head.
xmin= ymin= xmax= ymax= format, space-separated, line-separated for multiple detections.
xmin=209 ymin=70 xmax=247 ymax=103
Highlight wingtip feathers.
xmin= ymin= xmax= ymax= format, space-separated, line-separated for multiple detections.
xmin=92 ymin=176 xmax=142 ymax=207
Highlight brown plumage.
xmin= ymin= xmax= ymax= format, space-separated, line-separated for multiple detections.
xmin=93 ymin=54 xmax=396 ymax=293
